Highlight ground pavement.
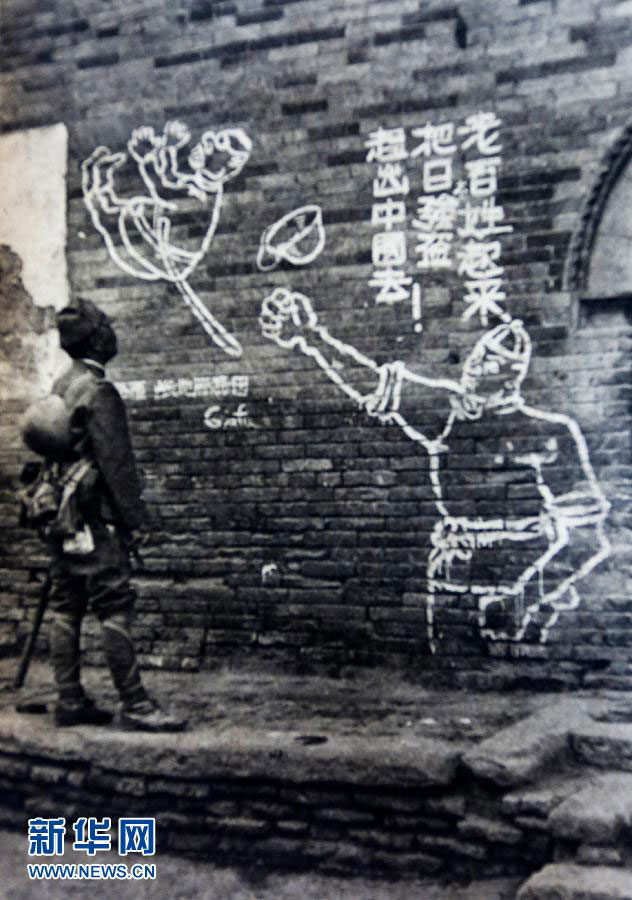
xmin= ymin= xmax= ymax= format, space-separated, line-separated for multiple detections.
xmin=1 ymin=660 xmax=632 ymax=898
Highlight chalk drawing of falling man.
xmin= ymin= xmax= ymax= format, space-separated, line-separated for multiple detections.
xmin=259 ymin=288 xmax=611 ymax=652
xmin=82 ymin=120 xmax=252 ymax=357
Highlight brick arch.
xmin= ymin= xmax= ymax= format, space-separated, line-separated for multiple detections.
xmin=567 ymin=121 xmax=632 ymax=297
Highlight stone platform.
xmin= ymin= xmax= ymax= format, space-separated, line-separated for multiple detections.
xmin=2 ymin=661 xmax=632 ymax=898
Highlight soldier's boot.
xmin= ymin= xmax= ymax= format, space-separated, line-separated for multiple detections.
xmin=54 ymin=697 xmax=114 ymax=727
xmin=49 ymin=611 xmax=113 ymax=726
xmin=120 ymin=700 xmax=188 ymax=732
xmin=100 ymin=612 xmax=186 ymax=732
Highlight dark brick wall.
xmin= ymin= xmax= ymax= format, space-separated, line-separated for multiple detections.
xmin=2 ymin=0 xmax=632 ymax=686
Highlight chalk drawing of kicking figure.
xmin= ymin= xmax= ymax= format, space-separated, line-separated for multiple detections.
xmin=82 ymin=120 xmax=252 ymax=357
xmin=259 ymin=288 xmax=611 ymax=651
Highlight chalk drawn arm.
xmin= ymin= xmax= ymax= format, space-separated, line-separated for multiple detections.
xmin=259 ymin=288 xmax=461 ymax=422
xmin=81 ymin=146 xmax=170 ymax=281
xmin=260 ymin=288 xmax=383 ymax=406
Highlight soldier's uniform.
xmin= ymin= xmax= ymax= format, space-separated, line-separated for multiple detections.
xmin=22 ymin=299 xmax=185 ymax=731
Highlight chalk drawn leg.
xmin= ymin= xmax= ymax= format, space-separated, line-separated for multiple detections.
xmin=157 ymin=218 xmax=242 ymax=358
xmin=478 ymin=521 xmax=610 ymax=643
xmin=173 ymin=279 xmax=242 ymax=358
xmin=426 ymin=524 xmax=474 ymax=654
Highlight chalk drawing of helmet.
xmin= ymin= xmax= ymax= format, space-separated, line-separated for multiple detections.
xmin=462 ymin=319 xmax=531 ymax=396
xmin=257 ymin=205 xmax=325 ymax=271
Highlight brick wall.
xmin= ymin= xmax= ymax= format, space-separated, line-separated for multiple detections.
xmin=2 ymin=0 xmax=632 ymax=687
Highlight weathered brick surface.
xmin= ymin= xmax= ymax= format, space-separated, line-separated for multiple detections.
xmin=1 ymin=0 xmax=631 ymax=685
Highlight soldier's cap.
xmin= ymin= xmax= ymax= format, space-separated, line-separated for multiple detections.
xmin=56 ymin=298 xmax=114 ymax=353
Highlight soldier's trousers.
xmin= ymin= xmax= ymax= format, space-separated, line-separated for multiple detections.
xmin=48 ymin=542 xmax=149 ymax=710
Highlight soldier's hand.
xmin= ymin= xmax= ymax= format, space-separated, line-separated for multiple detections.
xmin=124 ymin=530 xmax=147 ymax=573
xmin=124 ymin=528 xmax=148 ymax=555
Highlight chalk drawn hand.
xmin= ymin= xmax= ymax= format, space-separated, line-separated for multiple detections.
xmin=82 ymin=147 xmax=130 ymax=216
xmin=82 ymin=120 xmax=251 ymax=358
xmin=363 ymin=361 xmax=405 ymax=421
xmin=259 ymin=288 xmax=318 ymax=348
xmin=128 ymin=125 xmax=166 ymax=166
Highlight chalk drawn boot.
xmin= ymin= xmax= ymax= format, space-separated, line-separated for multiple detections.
xmin=478 ymin=593 xmax=523 ymax=641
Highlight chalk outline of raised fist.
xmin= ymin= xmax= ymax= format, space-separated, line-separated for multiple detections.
xmin=259 ymin=287 xmax=318 ymax=349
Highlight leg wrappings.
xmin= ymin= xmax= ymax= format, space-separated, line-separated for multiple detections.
xmin=100 ymin=612 xmax=148 ymax=708
xmin=49 ymin=611 xmax=83 ymax=702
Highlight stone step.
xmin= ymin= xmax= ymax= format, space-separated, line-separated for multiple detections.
xmin=517 ymin=863 xmax=632 ymax=899
xmin=462 ymin=698 xmax=592 ymax=788
xmin=463 ymin=696 xmax=632 ymax=791
xmin=0 ymin=707 xmax=460 ymax=787
xmin=546 ymin=771 xmax=632 ymax=844
xmin=570 ymin=714 xmax=632 ymax=773
xmin=502 ymin=772 xmax=590 ymax=828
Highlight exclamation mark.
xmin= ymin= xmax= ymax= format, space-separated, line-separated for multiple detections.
xmin=412 ymin=282 xmax=423 ymax=332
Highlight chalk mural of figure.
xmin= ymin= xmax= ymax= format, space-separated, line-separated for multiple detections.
xmin=82 ymin=121 xmax=252 ymax=358
xmin=257 ymin=205 xmax=325 ymax=271
xmin=259 ymin=288 xmax=611 ymax=651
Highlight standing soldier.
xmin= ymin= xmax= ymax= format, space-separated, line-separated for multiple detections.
xmin=20 ymin=298 xmax=185 ymax=731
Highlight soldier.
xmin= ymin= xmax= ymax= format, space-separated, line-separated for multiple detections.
xmin=21 ymin=298 xmax=185 ymax=731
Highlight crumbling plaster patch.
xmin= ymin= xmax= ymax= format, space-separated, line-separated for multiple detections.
xmin=0 ymin=123 xmax=69 ymax=398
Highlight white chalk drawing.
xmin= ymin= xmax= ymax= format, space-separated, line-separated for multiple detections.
xmin=413 ymin=114 xmax=512 ymax=327
xmin=259 ymin=288 xmax=611 ymax=650
xmin=366 ymin=114 xmax=513 ymax=327
xmin=82 ymin=120 xmax=252 ymax=357
xmin=365 ymin=127 xmax=416 ymax=308
xmin=411 ymin=282 xmax=423 ymax=333
xmin=203 ymin=403 xmax=258 ymax=430
xmin=257 ymin=205 xmax=325 ymax=271
xmin=116 ymin=374 xmax=249 ymax=403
